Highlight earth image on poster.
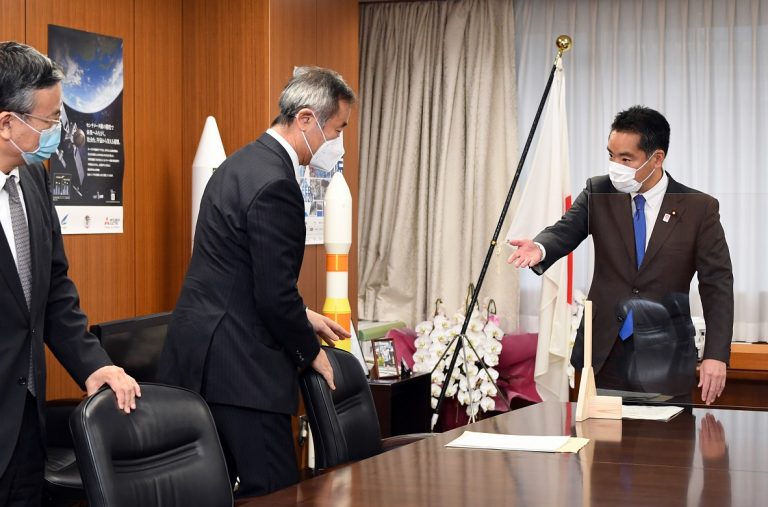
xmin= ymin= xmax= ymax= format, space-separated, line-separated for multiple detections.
xmin=48 ymin=26 xmax=123 ymax=114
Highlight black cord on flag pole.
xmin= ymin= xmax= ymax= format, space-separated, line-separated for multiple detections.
xmin=430 ymin=35 xmax=573 ymax=431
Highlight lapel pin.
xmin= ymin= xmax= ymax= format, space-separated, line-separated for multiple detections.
xmin=663 ymin=213 xmax=671 ymax=223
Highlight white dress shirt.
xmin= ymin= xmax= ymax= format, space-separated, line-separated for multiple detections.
xmin=266 ymin=128 xmax=300 ymax=174
xmin=0 ymin=167 xmax=29 ymax=270
xmin=632 ymin=169 xmax=669 ymax=249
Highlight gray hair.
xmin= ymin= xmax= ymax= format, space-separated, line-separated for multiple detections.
xmin=0 ymin=41 xmax=64 ymax=114
xmin=273 ymin=66 xmax=356 ymax=126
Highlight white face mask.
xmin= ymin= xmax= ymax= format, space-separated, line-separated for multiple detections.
xmin=301 ymin=112 xmax=344 ymax=173
xmin=608 ymin=151 xmax=658 ymax=193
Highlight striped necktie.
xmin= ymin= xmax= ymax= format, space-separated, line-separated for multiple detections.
xmin=5 ymin=174 xmax=35 ymax=395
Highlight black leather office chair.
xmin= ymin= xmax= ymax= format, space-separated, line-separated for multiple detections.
xmin=43 ymin=312 xmax=172 ymax=506
xmin=300 ymin=346 xmax=431 ymax=471
xmin=622 ymin=294 xmax=698 ymax=397
xmin=43 ymin=400 xmax=85 ymax=507
xmin=90 ymin=312 xmax=172 ymax=382
xmin=69 ymin=383 xmax=233 ymax=507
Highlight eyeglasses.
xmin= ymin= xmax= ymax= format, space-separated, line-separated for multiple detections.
xmin=16 ymin=112 xmax=62 ymax=129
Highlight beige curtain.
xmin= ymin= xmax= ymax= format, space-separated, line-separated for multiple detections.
xmin=359 ymin=0 xmax=520 ymax=328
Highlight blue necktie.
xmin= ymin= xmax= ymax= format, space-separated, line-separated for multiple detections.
xmin=619 ymin=195 xmax=646 ymax=340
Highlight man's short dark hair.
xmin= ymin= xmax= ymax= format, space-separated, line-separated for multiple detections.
xmin=611 ymin=106 xmax=670 ymax=157
xmin=0 ymin=41 xmax=64 ymax=114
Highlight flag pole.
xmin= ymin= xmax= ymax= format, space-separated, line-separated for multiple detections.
xmin=431 ymin=35 xmax=573 ymax=431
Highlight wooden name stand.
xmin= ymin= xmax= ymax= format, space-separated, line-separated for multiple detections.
xmin=575 ymin=300 xmax=622 ymax=422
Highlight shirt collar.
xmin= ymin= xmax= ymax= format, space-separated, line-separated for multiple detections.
xmin=0 ymin=167 xmax=21 ymax=190
xmin=266 ymin=128 xmax=299 ymax=173
xmin=633 ymin=169 xmax=668 ymax=209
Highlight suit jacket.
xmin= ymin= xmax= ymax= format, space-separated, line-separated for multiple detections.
xmin=533 ymin=173 xmax=733 ymax=373
xmin=0 ymin=164 xmax=111 ymax=476
xmin=159 ymin=133 xmax=319 ymax=415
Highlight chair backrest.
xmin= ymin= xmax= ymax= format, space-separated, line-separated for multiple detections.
xmin=69 ymin=383 xmax=233 ymax=507
xmin=300 ymin=347 xmax=383 ymax=469
xmin=626 ymin=295 xmax=697 ymax=396
xmin=44 ymin=312 xmax=172 ymax=503
xmin=90 ymin=312 xmax=172 ymax=382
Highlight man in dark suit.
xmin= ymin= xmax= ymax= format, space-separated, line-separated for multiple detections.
xmin=508 ymin=106 xmax=733 ymax=405
xmin=159 ymin=67 xmax=354 ymax=497
xmin=0 ymin=41 xmax=140 ymax=506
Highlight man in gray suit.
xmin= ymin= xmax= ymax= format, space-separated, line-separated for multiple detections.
xmin=508 ymin=106 xmax=733 ymax=405
xmin=0 ymin=41 xmax=140 ymax=506
xmin=160 ymin=67 xmax=353 ymax=497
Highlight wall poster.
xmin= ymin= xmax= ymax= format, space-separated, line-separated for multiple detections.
xmin=47 ymin=25 xmax=124 ymax=234
xmin=296 ymin=159 xmax=343 ymax=245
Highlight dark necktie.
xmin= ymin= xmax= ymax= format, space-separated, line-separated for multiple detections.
xmin=619 ymin=195 xmax=647 ymax=340
xmin=5 ymin=174 xmax=35 ymax=395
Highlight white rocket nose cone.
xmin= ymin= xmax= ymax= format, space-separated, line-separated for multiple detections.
xmin=192 ymin=116 xmax=227 ymax=247
xmin=326 ymin=172 xmax=352 ymax=201
xmin=193 ymin=116 xmax=226 ymax=169
xmin=324 ymin=172 xmax=352 ymax=252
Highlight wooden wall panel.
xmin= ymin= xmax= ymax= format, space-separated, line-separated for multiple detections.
xmin=26 ymin=0 xmax=137 ymax=322
xmin=267 ymin=0 xmax=360 ymax=470
xmin=269 ymin=0 xmax=321 ymax=312
xmin=0 ymin=0 xmax=25 ymax=41
xmin=26 ymin=0 xmax=136 ymax=400
xmin=181 ymin=0 xmax=360 ymax=331
xmin=316 ymin=0 xmax=360 ymax=326
xmin=181 ymin=0 xmax=271 ymax=258
xmin=134 ymin=0 xmax=184 ymax=314
xmin=268 ymin=0 xmax=360 ymax=321
xmin=20 ymin=0 xmax=185 ymax=399
xmin=267 ymin=0 xmax=319 ymax=120
xmin=20 ymin=0 xmax=360 ymax=403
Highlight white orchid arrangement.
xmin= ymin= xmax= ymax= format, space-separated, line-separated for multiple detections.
xmin=412 ymin=297 xmax=505 ymax=421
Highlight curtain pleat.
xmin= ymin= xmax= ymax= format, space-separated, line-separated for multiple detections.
xmin=359 ymin=0 xmax=520 ymax=328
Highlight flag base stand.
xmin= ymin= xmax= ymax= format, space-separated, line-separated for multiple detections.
xmin=575 ymin=367 xmax=622 ymax=421
xmin=575 ymin=300 xmax=622 ymax=422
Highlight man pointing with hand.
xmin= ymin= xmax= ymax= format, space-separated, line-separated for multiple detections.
xmin=508 ymin=106 xmax=733 ymax=406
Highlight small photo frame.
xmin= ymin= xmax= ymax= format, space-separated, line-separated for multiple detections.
xmin=371 ymin=338 xmax=398 ymax=379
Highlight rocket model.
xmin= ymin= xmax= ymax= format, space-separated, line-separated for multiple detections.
xmin=323 ymin=172 xmax=353 ymax=351
xmin=191 ymin=116 xmax=226 ymax=247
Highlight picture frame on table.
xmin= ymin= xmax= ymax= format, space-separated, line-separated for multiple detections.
xmin=371 ymin=337 xmax=398 ymax=379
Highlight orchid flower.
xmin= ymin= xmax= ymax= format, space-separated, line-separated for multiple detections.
xmin=413 ymin=297 xmax=507 ymax=416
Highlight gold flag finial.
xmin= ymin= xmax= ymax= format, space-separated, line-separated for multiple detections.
xmin=556 ymin=35 xmax=572 ymax=57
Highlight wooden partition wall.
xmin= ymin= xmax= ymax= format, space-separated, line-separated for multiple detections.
xmin=182 ymin=0 xmax=360 ymax=316
xmin=1 ymin=0 xmax=359 ymax=400
xmin=1 ymin=0 xmax=185 ymax=399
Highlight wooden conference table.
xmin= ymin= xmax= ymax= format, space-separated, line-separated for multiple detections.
xmin=237 ymin=402 xmax=768 ymax=506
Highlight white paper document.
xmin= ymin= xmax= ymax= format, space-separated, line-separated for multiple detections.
xmin=622 ymin=405 xmax=684 ymax=422
xmin=445 ymin=431 xmax=589 ymax=453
